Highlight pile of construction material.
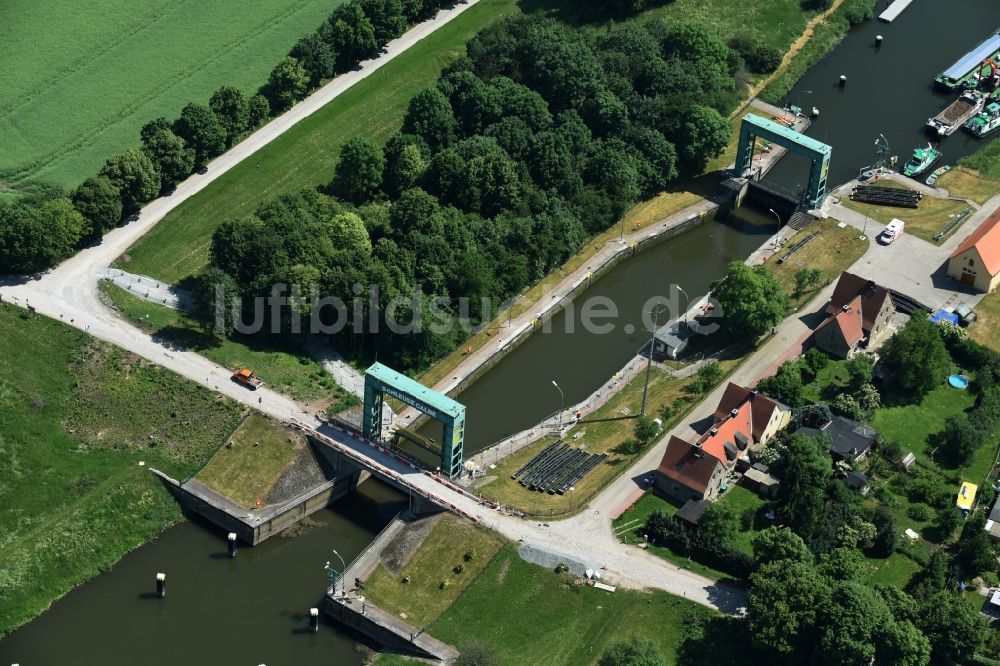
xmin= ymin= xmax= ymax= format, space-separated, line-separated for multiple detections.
xmin=511 ymin=441 xmax=607 ymax=494
xmin=849 ymin=185 xmax=921 ymax=208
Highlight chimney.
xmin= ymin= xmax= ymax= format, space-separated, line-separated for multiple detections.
xmin=730 ymin=408 xmax=739 ymax=418
xmin=749 ymin=390 xmax=758 ymax=399
xmin=709 ymin=427 xmax=718 ymax=436
xmin=842 ymin=304 xmax=851 ymax=312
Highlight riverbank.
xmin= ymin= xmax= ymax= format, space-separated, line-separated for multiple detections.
xmin=0 ymin=302 xmax=245 ymax=637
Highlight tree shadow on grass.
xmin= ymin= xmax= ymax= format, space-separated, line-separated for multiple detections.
xmin=676 ymin=615 xmax=769 ymax=666
xmin=152 ymin=325 xmax=219 ymax=352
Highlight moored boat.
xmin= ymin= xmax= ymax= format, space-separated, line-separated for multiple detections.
xmin=926 ymin=165 xmax=952 ymax=186
xmin=927 ymin=90 xmax=986 ymax=136
xmin=902 ymin=145 xmax=942 ymax=177
xmin=964 ymin=101 xmax=1000 ymax=136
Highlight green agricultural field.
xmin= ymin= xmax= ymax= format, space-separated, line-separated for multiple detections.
xmin=0 ymin=0 xmax=341 ymax=191
xmin=377 ymin=544 xmax=752 ymax=666
xmin=0 ymin=302 xmax=243 ymax=636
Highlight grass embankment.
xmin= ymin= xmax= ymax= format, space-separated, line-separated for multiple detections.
xmin=937 ymin=166 xmax=1000 ymax=205
xmin=476 ymin=358 xmax=744 ymax=517
xmin=377 ymin=543 xmax=729 ymax=666
xmin=764 ymin=217 xmax=868 ymax=309
xmin=101 ymin=282 xmax=357 ymax=410
xmin=0 ymin=0 xmax=341 ymax=190
xmin=194 ymin=413 xmax=303 ymax=507
xmin=957 ymin=138 xmax=1000 ymax=180
xmin=0 ymin=302 xmax=243 ymax=636
xmin=363 ymin=514 xmax=505 ymax=628
xmin=121 ymin=0 xmax=520 ymax=283
xmin=840 ymin=180 xmax=971 ymax=244
xmin=969 ymin=288 xmax=1000 ymax=351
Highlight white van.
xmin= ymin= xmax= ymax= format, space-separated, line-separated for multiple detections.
xmin=881 ymin=219 xmax=904 ymax=244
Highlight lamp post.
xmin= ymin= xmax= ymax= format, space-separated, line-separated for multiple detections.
xmin=641 ymin=305 xmax=667 ymax=416
xmin=676 ymin=286 xmax=690 ymax=325
xmin=327 ymin=549 xmax=347 ymax=597
xmin=551 ymin=380 xmax=564 ymax=431
xmin=795 ymin=90 xmax=813 ymax=117
xmin=769 ymin=208 xmax=783 ymax=250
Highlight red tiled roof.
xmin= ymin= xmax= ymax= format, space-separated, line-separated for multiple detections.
xmin=826 ymin=272 xmax=891 ymax=335
xmin=657 ymin=436 xmax=721 ymax=495
xmin=714 ymin=382 xmax=781 ymax=441
xmin=698 ymin=401 xmax=752 ymax=466
xmin=817 ymin=295 xmax=864 ymax=349
xmin=951 ymin=208 xmax=1000 ymax=276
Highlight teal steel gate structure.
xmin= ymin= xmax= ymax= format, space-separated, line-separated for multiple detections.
xmin=734 ymin=113 xmax=833 ymax=208
xmin=362 ymin=362 xmax=466 ymax=479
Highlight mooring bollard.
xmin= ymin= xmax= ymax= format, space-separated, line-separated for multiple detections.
xmin=839 ymin=74 xmax=847 ymax=86
xmin=228 ymin=532 xmax=237 ymax=558
xmin=156 ymin=572 xmax=166 ymax=598
xmin=310 ymin=608 xmax=320 ymax=633
xmin=875 ymin=34 xmax=883 ymax=46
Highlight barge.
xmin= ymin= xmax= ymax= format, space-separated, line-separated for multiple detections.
xmin=927 ymin=90 xmax=986 ymax=135
xmin=935 ymin=29 xmax=1000 ymax=90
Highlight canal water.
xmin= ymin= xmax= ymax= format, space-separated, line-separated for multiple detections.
xmin=764 ymin=0 xmax=998 ymax=191
xmin=419 ymin=217 xmax=772 ymax=451
xmin=0 ymin=481 xmax=407 ymax=665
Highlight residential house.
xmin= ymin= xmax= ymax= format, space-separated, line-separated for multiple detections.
xmin=844 ymin=470 xmax=870 ymax=494
xmin=985 ymin=496 xmax=1000 ymax=541
xmin=675 ymin=499 xmax=711 ymax=528
xmin=947 ymin=208 xmax=1000 ymax=292
xmin=656 ymin=436 xmax=726 ymax=503
xmin=714 ymin=382 xmax=791 ymax=446
xmin=797 ymin=415 xmax=876 ymax=463
xmin=657 ymin=383 xmax=792 ymax=502
xmin=812 ymin=272 xmax=895 ymax=358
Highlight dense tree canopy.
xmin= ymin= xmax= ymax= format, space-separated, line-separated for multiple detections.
xmin=173 ymin=103 xmax=227 ymax=167
xmin=98 ymin=148 xmax=160 ymax=214
xmin=711 ymin=262 xmax=788 ymax=340
xmin=882 ymin=315 xmax=950 ymax=395
xmin=71 ymin=176 xmax=122 ymax=238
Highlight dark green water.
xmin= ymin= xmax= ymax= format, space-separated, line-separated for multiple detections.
xmin=765 ymin=0 xmax=998 ymax=190
xmin=0 ymin=481 xmax=406 ymax=665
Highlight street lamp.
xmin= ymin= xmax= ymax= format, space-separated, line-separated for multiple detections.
xmin=326 ymin=548 xmax=347 ymax=597
xmin=769 ymin=208 xmax=783 ymax=250
xmin=676 ymin=286 xmax=690 ymax=325
xmin=551 ymin=380 xmax=564 ymax=431
xmin=641 ymin=304 xmax=668 ymax=416
xmin=795 ymin=89 xmax=813 ymax=116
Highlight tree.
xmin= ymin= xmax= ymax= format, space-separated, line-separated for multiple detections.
xmin=192 ymin=266 xmax=239 ymax=336
xmin=803 ymin=347 xmax=829 ymax=377
xmin=360 ymin=0 xmax=408 ymax=42
xmin=142 ymin=127 xmax=195 ymax=190
xmin=748 ymin=559 xmax=830 ymax=656
xmin=710 ymin=261 xmax=788 ymax=340
xmin=633 ymin=414 xmax=659 ymax=448
xmin=332 ymin=137 xmax=385 ymax=204
xmin=209 ymin=86 xmax=251 ymax=145
xmin=845 ymin=353 xmax=874 ymax=391
xmin=941 ymin=413 xmax=982 ymax=466
xmin=383 ymin=142 xmax=427 ymax=197
xmin=139 ymin=116 xmax=171 ymax=143
xmin=881 ymin=314 xmax=951 ymax=396
xmin=758 ymin=361 xmax=804 ymax=407
xmin=326 ymin=211 xmax=372 ymax=256
xmin=877 ymin=619 xmax=932 ymax=666
xmin=248 ymin=94 xmax=271 ymax=127
xmin=98 ymin=148 xmax=160 ymax=213
xmin=265 ymin=56 xmax=310 ymax=111
xmin=777 ymin=433 xmax=832 ymax=541
xmin=455 ymin=642 xmax=499 ymax=666
xmin=72 ymin=176 xmax=122 ymax=238
xmin=173 ymin=103 xmax=226 ymax=167
xmin=794 ymin=267 xmax=822 ymax=297
xmin=751 ymin=527 xmax=812 ymax=565
xmin=917 ymin=592 xmax=986 ymax=665
xmin=674 ymin=105 xmax=730 ymax=175
xmin=698 ymin=501 xmax=739 ymax=545
xmin=323 ymin=3 xmax=378 ymax=68
xmin=831 ymin=393 xmax=865 ymax=421
xmin=597 ymin=636 xmax=665 ymax=666
xmin=815 ymin=582 xmax=892 ymax=666
xmin=692 ymin=361 xmax=724 ymax=393
xmin=0 ymin=201 xmax=54 ymax=273
xmin=39 ymin=198 xmax=87 ymax=257
xmin=956 ymin=519 xmax=997 ymax=577
xmin=584 ymin=142 xmax=640 ymax=205
xmin=935 ymin=506 xmax=963 ymax=542
xmin=403 ymin=88 xmax=457 ymax=149
xmin=290 ymin=33 xmax=336 ymax=87
xmin=854 ymin=383 xmax=880 ymax=414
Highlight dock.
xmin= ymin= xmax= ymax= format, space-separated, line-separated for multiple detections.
xmin=878 ymin=0 xmax=914 ymax=23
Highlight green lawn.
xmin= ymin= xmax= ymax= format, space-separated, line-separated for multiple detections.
xmin=871 ymin=381 xmax=975 ymax=468
xmin=840 ymin=182 xmax=971 ymax=244
xmin=0 ymin=0 xmax=342 ymax=190
xmin=194 ymin=413 xmax=302 ymax=507
xmin=377 ymin=544 xmax=736 ymax=666
xmin=363 ymin=514 xmax=505 ymax=628
xmin=801 ymin=358 xmax=850 ymax=403
xmin=719 ymin=486 xmax=766 ymax=555
xmin=121 ymin=0 xmax=521 ymax=283
xmin=101 ymin=282 xmax=357 ymax=410
xmin=864 ymin=551 xmax=922 ymax=588
xmin=0 ymin=302 xmax=243 ymax=636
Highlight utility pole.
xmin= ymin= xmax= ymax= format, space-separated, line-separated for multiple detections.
xmin=641 ymin=305 xmax=665 ymax=416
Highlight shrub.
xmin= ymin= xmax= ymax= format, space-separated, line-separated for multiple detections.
xmin=907 ymin=504 xmax=932 ymax=522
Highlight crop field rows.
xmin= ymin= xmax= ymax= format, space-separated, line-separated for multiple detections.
xmin=0 ymin=0 xmax=342 ymax=190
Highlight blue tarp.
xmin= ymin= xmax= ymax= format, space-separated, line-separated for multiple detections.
xmin=942 ymin=32 xmax=1000 ymax=81
xmin=930 ymin=310 xmax=960 ymax=325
